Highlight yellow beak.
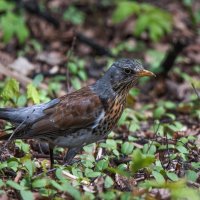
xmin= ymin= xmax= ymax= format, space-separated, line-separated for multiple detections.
xmin=136 ymin=69 xmax=156 ymax=77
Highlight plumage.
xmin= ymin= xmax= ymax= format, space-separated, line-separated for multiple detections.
xmin=0 ymin=58 xmax=155 ymax=167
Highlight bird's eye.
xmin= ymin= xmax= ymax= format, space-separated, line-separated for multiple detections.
xmin=124 ymin=67 xmax=132 ymax=74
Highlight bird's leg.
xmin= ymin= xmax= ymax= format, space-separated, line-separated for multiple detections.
xmin=48 ymin=143 xmax=55 ymax=169
xmin=63 ymin=147 xmax=82 ymax=165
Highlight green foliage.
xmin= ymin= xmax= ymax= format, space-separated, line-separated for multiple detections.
xmin=0 ymin=0 xmax=14 ymax=11
xmin=67 ymin=58 xmax=87 ymax=90
xmin=152 ymin=171 xmax=165 ymax=184
xmin=131 ymin=149 xmax=155 ymax=173
xmin=20 ymin=190 xmax=34 ymax=200
xmin=118 ymin=108 xmax=142 ymax=132
xmin=112 ymin=1 xmax=172 ymax=42
xmin=0 ymin=0 xmax=29 ymax=44
xmin=63 ymin=6 xmax=85 ymax=25
xmin=27 ymin=83 xmax=40 ymax=104
xmin=15 ymin=140 xmax=30 ymax=153
xmin=141 ymin=180 xmax=200 ymax=200
xmin=112 ymin=1 xmax=140 ymax=23
xmin=104 ymin=176 xmax=114 ymax=188
xmin=121 ymin=142 xmax=134 ymax=155
xmin=1 ymin=78 xmax=19 ymax=102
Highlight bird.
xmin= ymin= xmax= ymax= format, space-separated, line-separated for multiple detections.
xmin=0 ymin=58 xmax=155 ymax=168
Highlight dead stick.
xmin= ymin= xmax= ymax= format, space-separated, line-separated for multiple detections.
xmin=0 ymin=63 xmax=48 ymax=90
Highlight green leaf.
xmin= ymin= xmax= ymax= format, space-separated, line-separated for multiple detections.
xmin=101 ymin=191 xmax=116 ymax=200
xmin=176 ymin=145 xmax=189 ymax=154
xmin=24 ymin=159 xmax=34 ymax=177
xmin=7 ymin=160 xmax=19 ymax=172
xmin=131 ymin=149 xmax=155 ymax=173
xmin=106 ymin=139 xmax=117 ymax=150
xmin=143 ymin=143 xmax=156 ymax=155
xmin=120 ymin=192 xmax=131 ymax=200
xmin=61 ymin=180 xmax=81 ymax=200
xmin=149 ymin=23 xmax=164 ymax=42
xmin=50 ymin=180 xmax=64 ymax=191
xmin=32 ymin=179 xmax=49 ymax=188
xmin=20 ymin=190 xmax=34 ymax=200
xmin=152 ymin=171 xmax=165 ymax=184
xmin=104 ymin=176 xmax=114 ymax=188
xmin=0 ymin=179 xmax=5 ymax=188
xmin=15 ymin=140 xmax=30 ymax=153
xmin=83 ymin=143 xmax=95 ymax=153
xmin=17 ymin=95 xmax=27 ymax=107
xmin=0 ymin=12 xmax=29 ymax=44
xmin=121 ymin=142 xmax=134 ymax=155
xmin=129 ymin=122 xmax=140 ymax=132
xmin=71 ymin=77 xmax=81 ymax=90
xmin=134 ymin=14 xmax=150 ymax=36
xmin=164 ymin=101 xmax=176 ymax=109
xmin=112 ymin=2 xmax=140 ymax=23
xmin=33 ymin=74 xmax=44 ymax=87
xmin=153 ymin=106 xmax=166 ymax=119
xmin=27 ymin=83 xmax=40 ymax=104
xmin=1 ymin=78 xmax=19 ymax=101
xmin=63 ymin=6 xmax=85 ymax=25
xmin=6 ymin=180 xmax=24 ymax=190
xmin=72 ymin=167 xmax=83 ymax=178
xmin=85 ymin=168 xmax=101 ymax=178
xmin=0 ymin=0 xmax=14 ymax=11
xmin=56 ymin=168 xmax=65 ymax=180
xmin=166 ymin=172 xmax=179 ymax=181
xmin=191 ymin=162 xmax=200 ymax=169
xmin=16 ymin=16 xmax=29 ymax=44
xmin=186 ymin=170 xmax=198 ymax=182
xmin=96 ymin=159 xmax=109 ymax=171
xmin=78 ymin=70 xmax=87 ymax=81
xmin=68 ymin=62 xmax=78 ymax=74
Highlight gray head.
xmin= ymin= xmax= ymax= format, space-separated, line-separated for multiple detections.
xmin=101 ymin=58 xmax=155 ymax=92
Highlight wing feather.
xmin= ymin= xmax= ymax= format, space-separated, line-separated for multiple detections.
xmin=25 ymin=86 xmax=103 ymax=138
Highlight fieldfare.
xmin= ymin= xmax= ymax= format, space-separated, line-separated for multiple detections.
xmin=0 ymin=58 xmax=155 ymax=167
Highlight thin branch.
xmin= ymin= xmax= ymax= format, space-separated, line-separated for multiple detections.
xmin=191 ymin=83 xmax=200 ymax=100
xmin=0 ymin=63 xmax=48 ymax=90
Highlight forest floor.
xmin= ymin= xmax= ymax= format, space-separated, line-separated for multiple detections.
xmin=0 ymin=0 xmax=199 ymax=199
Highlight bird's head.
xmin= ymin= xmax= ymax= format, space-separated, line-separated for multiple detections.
xmin=104 ymin=58 xmax=155 ymax=94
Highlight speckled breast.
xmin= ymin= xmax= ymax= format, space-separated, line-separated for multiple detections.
xmin=93 ymin=95 xmax=126 ymax=136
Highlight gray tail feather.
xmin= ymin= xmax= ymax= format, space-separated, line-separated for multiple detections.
xmin=0 ymin=108 xmax=17 ymax=121
xmin=0 ymin=108 xmax=15 ymax=140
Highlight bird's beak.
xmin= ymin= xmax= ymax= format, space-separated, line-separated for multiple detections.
xmin=136 ymin=69 xmax=156 ymax=77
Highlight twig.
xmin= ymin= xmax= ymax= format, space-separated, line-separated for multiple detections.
xmin=159 ymin=39 xmax=189 ymax=76
xmin=66 ymin=35 xmax=77 ymax=92
xmin=0 ymin=63 xmax=48 ymax=90
xmin=76 ymin=33 xmax=114 ymax=57
xmin=0 ymin=117 xmax=28 ymax=155
xmin=191 ymin=83 xmax=200 ymax=100
xmin=14 ymin=171 xmax=22 ymax=183
xmin=62 ymin=170 xmax=90 ymax=185
xmin=187 ymin=181 xmax=200 ymax=188
xmin=33 ymin=159 xmax=80 ymax=178
xmin=33 ymin=153 xmax=62 ymax=160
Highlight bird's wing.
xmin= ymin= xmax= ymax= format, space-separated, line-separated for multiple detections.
xmin=25 ymin=86 xmax=104 ymax=138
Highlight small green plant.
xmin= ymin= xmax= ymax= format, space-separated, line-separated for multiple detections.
xmin=63 ymin=6 xmax=85 ymax=25
xmin=112 ymin=1 xmax=172 ymax=42
xmin=0 ymin=0 xmax=29 ymax=44
xmin=67 ymin=57 xmax=87 ymax=90
xmin=0 ymin=78 xmax=41 ymax=106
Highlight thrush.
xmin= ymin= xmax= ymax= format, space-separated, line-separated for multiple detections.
xmin=0 ymin=58 xmax=155 ymax=168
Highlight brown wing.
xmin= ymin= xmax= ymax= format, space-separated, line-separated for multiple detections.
xmin=26 ymin=86 xmax=103 ymax=138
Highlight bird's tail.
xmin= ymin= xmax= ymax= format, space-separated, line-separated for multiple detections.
xmin=0 ymin=108 xmax=17 ymax=121
xmin=0 ymin=108 xmax=16 ymax=140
